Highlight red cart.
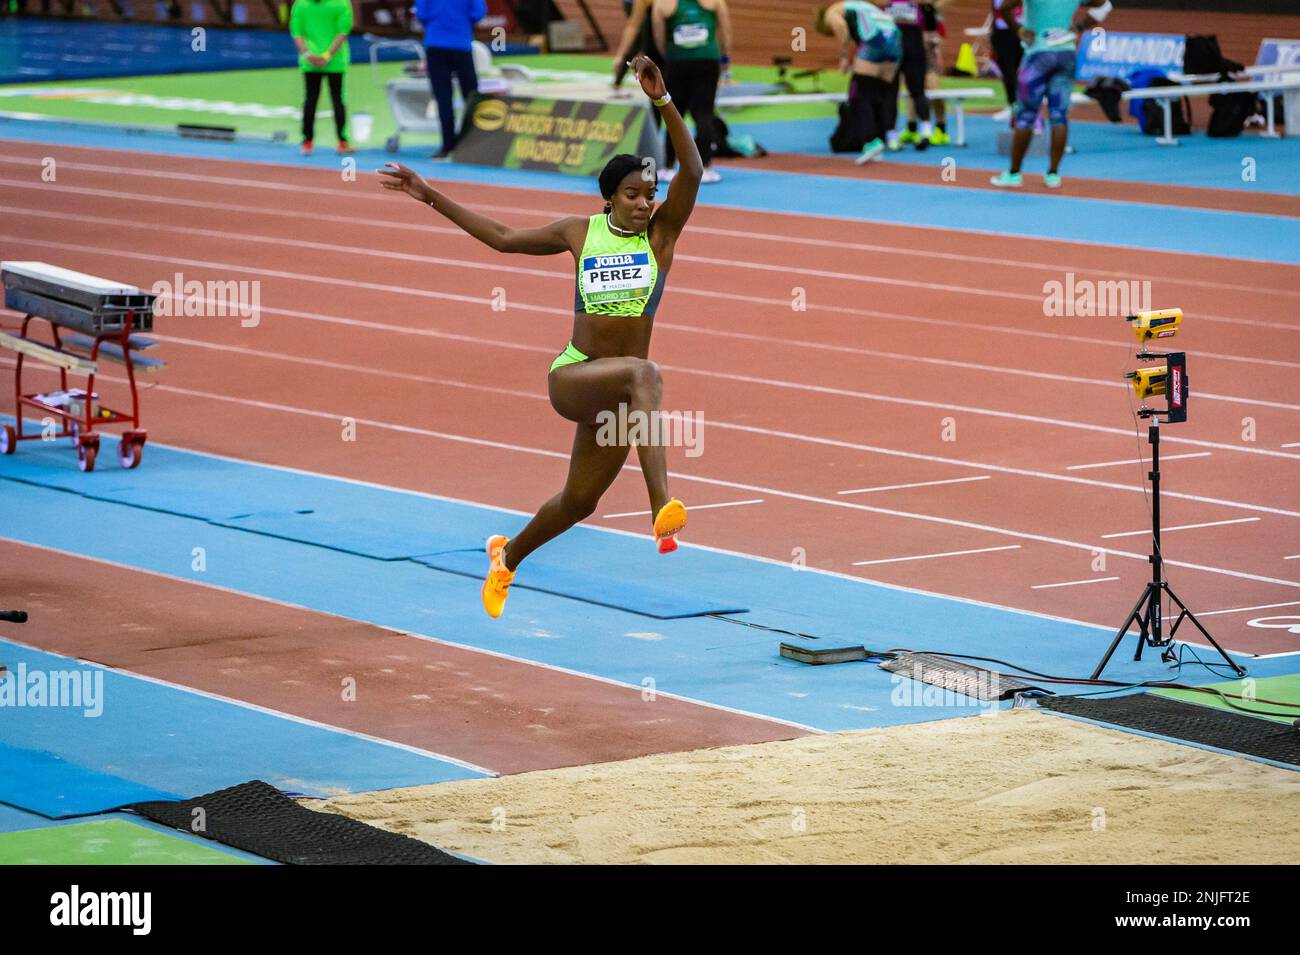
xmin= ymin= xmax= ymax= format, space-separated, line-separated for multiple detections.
xmin=0 ymin=263 xmax=161 ymax=473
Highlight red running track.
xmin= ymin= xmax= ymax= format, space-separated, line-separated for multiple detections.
xmin=1 ymin=141 xmax=1298 ymax=662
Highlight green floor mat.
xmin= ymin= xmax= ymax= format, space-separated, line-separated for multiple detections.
xmin=0 ymin=818 xmax=256 ymax=865
xmin=1155 ymin=674 xmax=1300 ymax=725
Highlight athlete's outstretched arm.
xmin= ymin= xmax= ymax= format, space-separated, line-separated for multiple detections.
xmin=633 ymin=53 xmax=700 ymax=239
xmin=378 ymin=162 xmax=583 ymax=254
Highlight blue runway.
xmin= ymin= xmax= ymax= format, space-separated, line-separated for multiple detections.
xmin=2 ymin=426 xmax=1274 ymax=746
xmin=0 ymin=111 xmax=1295 ymax=264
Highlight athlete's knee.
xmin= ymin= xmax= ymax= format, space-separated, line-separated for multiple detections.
xmin=559 ymin=489 xmax=600 ymax=522
xmin=626 ymin=359 xmax=662 ymax=404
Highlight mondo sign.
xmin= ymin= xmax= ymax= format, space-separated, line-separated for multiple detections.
xmin=453 ymin=95 xmax=662 ymax=177
xmin=1076 ymin=31 xmax=1185 ymax=80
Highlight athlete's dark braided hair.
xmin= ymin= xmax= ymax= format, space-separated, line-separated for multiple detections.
xmin=598 ymin=154 xmax=648 ymax=213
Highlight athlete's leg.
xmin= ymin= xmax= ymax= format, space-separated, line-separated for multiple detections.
xmin=503 ymin=421 xmax=631 ymax=569
xmin=504 ymin=357 xmax=670 ymax=569
xmin=326 ymin=72 xmax=347 ymax=141
xmin=663 ymin=59 xmax=687 ymax=167
xmin=553 ymin=356 xmax=670 ymax=521
xmin=1010 ymin=52 xmax=1048 ymax=173
xmin=688 ymin=59 xmax=721 ymax=168
xmin=302 ymin=71 xmax=323 ymax=142
xmin=900 ymin=26 xmax=930 ymax=125
xmin=1044 ymin=52 xmax=1076 ymax=175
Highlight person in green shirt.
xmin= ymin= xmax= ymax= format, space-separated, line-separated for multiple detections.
xmin=290 ymin=0 xmax=354 ymax=155
xmin=652 ymin=0 xmax=731 ymax=183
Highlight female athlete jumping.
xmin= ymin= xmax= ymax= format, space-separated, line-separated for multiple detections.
xmin=378 ymin=54 xmax=699 ymax=618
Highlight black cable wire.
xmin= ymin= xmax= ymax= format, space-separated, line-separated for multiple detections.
xmin=705 ymin=612 xmax=827 ymax=645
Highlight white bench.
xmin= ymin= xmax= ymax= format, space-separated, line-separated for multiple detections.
xmin=717 ymin=86 xmax=995 ymax=147
xmin=900 ymin=86 xmax=996 ymax=147
xmin=1123 ymin=73 xmax=1300 ymax=144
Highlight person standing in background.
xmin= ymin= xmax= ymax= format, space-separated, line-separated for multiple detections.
xmin=291 ymin=0 xmax=354 ymax=156
xmin=817 ymin=1 xmax=902 ymax=164
xmin=653 ymin=0 xmax=731 ymax=184
xmin=920 ymin=2 xmax=952 ymax=145
xmin=990 ymin=0 xmax=1025 ymax=119
xmin=877 ymin=0 xmax=932 ymax=151
xmin=416 ymin=0 xmax=488 ymax=159
xmin=612 ymin=0 xmax=666 ymax=103
xmin=991 ymin=0 xmax=1113 ymax=189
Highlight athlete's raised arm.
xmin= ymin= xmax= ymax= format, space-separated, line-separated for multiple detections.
xmin=633 ymin=54 xmax=700 ymax=240
xmin=378 ymin=162 xmax=584 ymax=255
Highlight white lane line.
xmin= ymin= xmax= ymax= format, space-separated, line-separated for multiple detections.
xmin=5 ymin=158 xmax=1299 ymax=305
xmin=603 ymin=499 xmax=764 ymax=519
xmin=6 ymin=409 xmax=1281 ymax=654
xmin=1101 ymin=517 xmax=1261 ymax=539
xmin=120 ymin=319 xmax=1300 ymax=524
xmin=1284 ymin=442 xmax=1300 ymax=448
xmin=1192 ymin=600 xmax=1300 ymax=618
xmin=1284 ymin=554 xmax=1300 ymax=560
xmin=838 ymin=476 xmax=991 ymax=495
xmin=1067 ymin=452 xmax=1212 ymax=471
xmin=9 ymin=203 xmax=1300 ymax=385
xmin=0 ymin=631 xmax=496 ymax=776
xmin=7 ymin=357 xmax=1299 ymax=590
xmin=6 ymin=188 xmax=1291 ymax=377
xmin=0 ymin=537 xmax=821 ymax=735
xmin=13 ymin=231 xmax=1300 ymax=449
xmin=852 ymin=545 xmax=1021 ymax=566
xmin=1031 ymin=576 xmax=1121 ymax=590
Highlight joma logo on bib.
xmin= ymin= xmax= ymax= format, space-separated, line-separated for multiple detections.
xmin=583 ymin=251 xmax=651 ymax=302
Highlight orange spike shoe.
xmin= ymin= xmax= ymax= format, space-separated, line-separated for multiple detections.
xmin=653 ymin=498 xmax=687 ymax=554
xmin=481 ymin=535 xmax=515 ymax=618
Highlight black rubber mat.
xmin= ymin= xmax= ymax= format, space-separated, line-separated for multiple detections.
xmin=879 ymin=653 xmax=1044 ymax=701
xmin=1039 ymin=694 xmax=1300 ymax=766
xmin=127 ymin=780 xmax=474 ymax=865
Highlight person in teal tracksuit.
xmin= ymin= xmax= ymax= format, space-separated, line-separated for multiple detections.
xmin=290 ymin=0 xmax=354 ymax=155
xmin=990 ymin=0 xmax=1113 ymax=188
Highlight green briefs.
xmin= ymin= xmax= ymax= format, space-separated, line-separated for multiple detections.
xmin=550 ymin=341 xmax=590 ymax=373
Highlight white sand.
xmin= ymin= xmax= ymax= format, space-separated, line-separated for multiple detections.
xmin=315 ymin=710 xmax=1300 ymax=864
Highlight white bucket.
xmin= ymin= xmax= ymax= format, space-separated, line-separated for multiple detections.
xmin=352 ymin=112 xmax=374 ymax=143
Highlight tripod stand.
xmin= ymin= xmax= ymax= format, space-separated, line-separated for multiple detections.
xmin=1089 ymin=414 xmax=1245 ymax=680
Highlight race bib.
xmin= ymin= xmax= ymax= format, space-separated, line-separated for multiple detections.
xmin=673 ymin=22 xmax=709 ymax=47
xmin=582 ymin=252 xmax=652 ymax=304
xmin=884 ymin=1 xmax=919 ymax=23
xmin=1039 ymin=27 xmax=1076 ymax=48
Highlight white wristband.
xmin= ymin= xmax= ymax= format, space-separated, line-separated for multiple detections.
xmin=653 ymin=93 xmax=672 ymax=107
xmin=1089 ymin=0 xmax=1112 ymax=22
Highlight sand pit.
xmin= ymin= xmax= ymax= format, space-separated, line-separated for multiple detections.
xmin=314 ymin=709 xmax=1300 ymax=864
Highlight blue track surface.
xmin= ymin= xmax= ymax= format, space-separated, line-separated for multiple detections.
xmin=0 ymin=638 xmax=487 ymax=802
xmin=0 ymin=740 xmax=180 ymax=817
xmin=2 ymin=427 xmax=1274 ymax=744
xmin=0 ymin=113 xmax=1293 ymax=264
xmin=732 ymin=113 xmax=1300 ymax=195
